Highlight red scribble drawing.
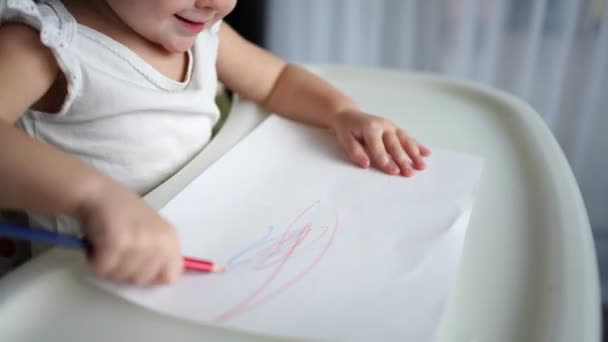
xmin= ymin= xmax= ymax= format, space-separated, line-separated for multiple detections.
xmin=213 ymin=201 xmax=338 ymax=322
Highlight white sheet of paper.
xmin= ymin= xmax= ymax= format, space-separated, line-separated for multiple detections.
xmin=92 ymin=115 xmax=483 ymax=341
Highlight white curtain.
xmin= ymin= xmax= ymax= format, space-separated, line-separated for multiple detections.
xmin=266 ymin=0 xmax=608 ymax=234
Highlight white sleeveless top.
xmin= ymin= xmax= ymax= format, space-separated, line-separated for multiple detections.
xmin=0 ymin=0 xmax=222 ymax=233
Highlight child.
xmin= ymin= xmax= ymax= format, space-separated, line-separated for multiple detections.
xmin=0 ymin=0 xmax=431 ymax=286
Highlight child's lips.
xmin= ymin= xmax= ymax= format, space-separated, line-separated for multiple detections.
xmin=174 ymin=15 xmax=206 ymax=33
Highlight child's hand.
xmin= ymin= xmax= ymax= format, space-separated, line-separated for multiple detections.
xmin=77 ymin=182 xmax=183 ymax=286
xmin=330 ymin=109 xmax=431 ymax=177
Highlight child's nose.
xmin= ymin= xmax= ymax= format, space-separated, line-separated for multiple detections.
xmin=194 ymin=0 xmax=218 ymax=16
xmin=194 ymin=0 xmax=216 ymax=9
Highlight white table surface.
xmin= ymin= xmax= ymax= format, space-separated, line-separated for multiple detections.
xmin=0 ymin=65 xmax=600 ymax=342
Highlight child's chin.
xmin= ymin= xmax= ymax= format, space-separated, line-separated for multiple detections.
xmin=163 ymin=38 xmax=196 ymax=53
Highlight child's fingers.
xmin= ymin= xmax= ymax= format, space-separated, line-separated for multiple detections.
xmin=156 ymin=229 xmax=183 ymax=284
xmin=111 ymin=250 xmax=146 ymax=283
xmin=131 ymin=255 xmax=164 ymax=286
xmin=120 ymin=250 xmax=159 ymax=285
xmin=419 ymin=144 xmax=432 ymax=156
xmin=89 ymin=241 xmax=121 ymax=278
xmin=363 ymin=128 xmax=399 ymax=175
xmin=155 ymin=257 xmax=183 ymax=284
xmin=397 ymin=130 xmax=426 ymax=170
xmin=338 ymin=131 xmax=369 ymax=168
xmin=383 ymin=132 xmax=413 ymax=177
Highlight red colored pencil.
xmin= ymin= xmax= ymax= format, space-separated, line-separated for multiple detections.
xmin=184 ymin=256 xmax=225 ymax=273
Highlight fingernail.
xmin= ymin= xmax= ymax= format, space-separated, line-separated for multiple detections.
xmin=355 ymin=158 xmax=366 ymax=168
xmin=389 ymin=162 xmax=400 ymax=174
xmin=360 ymin=157 xmax=370 ymax=168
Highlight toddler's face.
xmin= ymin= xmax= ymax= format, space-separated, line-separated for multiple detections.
xmin=104 ymin=0 xmax=237 ymax=52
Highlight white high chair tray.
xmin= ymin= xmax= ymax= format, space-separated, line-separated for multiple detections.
xmin=0 ymin=65 xmax=600 ymax=342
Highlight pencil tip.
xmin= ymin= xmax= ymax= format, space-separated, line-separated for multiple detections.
xmin=214 ymin=265 xmax=225 ymax=273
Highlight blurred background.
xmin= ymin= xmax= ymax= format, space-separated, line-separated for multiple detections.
xmin=226 ymin=0 xmax=608 ymax=311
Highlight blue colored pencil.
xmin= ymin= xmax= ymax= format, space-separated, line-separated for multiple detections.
xmin=0 ymin=222 xmax=90 ymax=251
xmin=0 ymin=222 xmax=224 ymax=273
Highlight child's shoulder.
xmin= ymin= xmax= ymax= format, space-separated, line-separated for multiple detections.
xmin=1 ymin=0 xmax=77 ymax=44
xmin=0 ymin=20 xmax=40 ymax=42
xmin=0 ymin=0 xmax=77 ymax=73
xmin=0 ymin=0 xmax=80 ymax=115
xmin=0 ymin=22 xmax=60 ymax=121
xmin=0 ymin=22 xmax=58 ymax=76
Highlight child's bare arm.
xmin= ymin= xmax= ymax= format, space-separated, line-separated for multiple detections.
xmin=0 ymin=24 xmax=182 ymax=285
xmin=216 ymin=22 xmax=430 ymax=176
xmin=0 ymin=23 xmax=95 ymax=215
xmin=216 ymin=22 xmax=355 ymax=129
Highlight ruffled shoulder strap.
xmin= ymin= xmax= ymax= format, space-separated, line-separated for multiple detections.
xmin=0 ymin=0 xmax=81 ymax=115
